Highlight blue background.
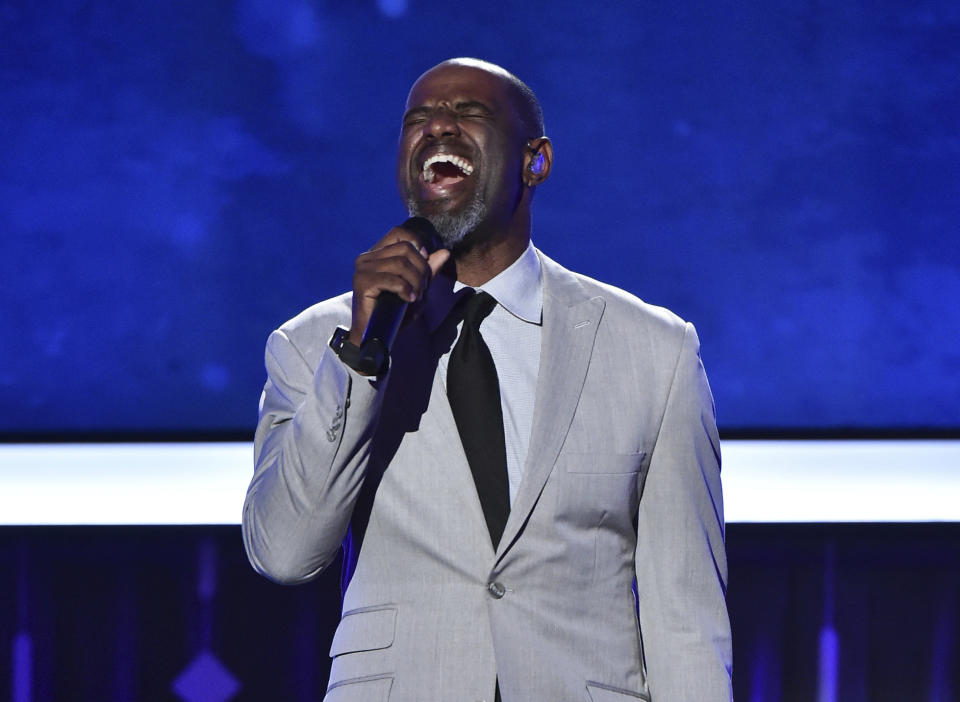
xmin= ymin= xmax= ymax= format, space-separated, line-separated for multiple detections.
xmin=2 ymin=0 xmax=958 ymax=434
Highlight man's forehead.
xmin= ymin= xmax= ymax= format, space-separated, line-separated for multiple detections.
xmin=405 ymin=63 xmax=513 ymax=109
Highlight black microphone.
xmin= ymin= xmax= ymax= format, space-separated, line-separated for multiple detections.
xmin=356 ymin=216 xmax=440 ymax=375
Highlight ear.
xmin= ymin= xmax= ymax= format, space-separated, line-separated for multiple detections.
xmin=523 ymin=137 xmax=553 ymax=187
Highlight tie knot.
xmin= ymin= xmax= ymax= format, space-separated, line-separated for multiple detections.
xmin=462 ymin=290 xmax=498 ymax=329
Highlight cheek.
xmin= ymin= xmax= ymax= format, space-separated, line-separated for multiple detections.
xmin=480 ymin=143 xmax=516 ymax=177
xmin=484 ymin=157 xmax=525 ymax=201
xmin=395 ymin=146 xmax=414 ymax=191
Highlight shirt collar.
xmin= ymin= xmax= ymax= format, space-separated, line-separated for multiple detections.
xmin=473 ymin=241 xmax=543 ymax=325
xmin=423 ymin=241 xmax=543 ymax=332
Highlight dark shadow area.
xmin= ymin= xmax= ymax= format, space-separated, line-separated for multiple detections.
xmin=1 ymin=523 xmax=958 ymax=700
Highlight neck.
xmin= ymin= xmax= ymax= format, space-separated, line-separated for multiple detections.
xmin=450 ymin=215 xmax=530 ymax=287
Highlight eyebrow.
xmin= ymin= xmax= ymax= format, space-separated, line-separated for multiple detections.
xmin=402 ymin=106 xmax=432 ymax=122
xmin=454 ymin=101 xmax=493 ymax=115
xmin=402 ymin=101 xmax=494 ymax=122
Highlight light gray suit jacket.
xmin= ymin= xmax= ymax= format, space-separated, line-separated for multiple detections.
xmin=243 ymin=250 xmax=732 ymax=702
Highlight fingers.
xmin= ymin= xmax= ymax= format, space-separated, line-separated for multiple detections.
xmin=357 ymin=240 xmax=429 ymax=303
xmin=369 ymin=225 xmax=428 ymax=256
xmin=349 ymin=226 xmax=449 ymax=343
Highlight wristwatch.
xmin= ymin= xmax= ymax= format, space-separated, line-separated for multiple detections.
xmin=328 ymin=326 xmax=369 ymax=373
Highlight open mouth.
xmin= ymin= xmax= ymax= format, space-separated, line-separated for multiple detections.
xmin=421 ymin=153 xmax=474 ymax=187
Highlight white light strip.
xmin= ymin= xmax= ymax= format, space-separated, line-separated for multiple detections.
xmin=721 ymin=440 xmax=960 ymax=522
xmin=0 ymin=440 xmax=958 ymax=525
xmin=0 ymin=443 xmax=252 ymax=525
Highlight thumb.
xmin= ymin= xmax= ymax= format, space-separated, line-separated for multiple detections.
xmin=427 ymin=248 xmax=451 ymax=278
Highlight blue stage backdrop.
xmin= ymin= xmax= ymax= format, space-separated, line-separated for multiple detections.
xmin=2 ymin=0 xmax=958 ymax=434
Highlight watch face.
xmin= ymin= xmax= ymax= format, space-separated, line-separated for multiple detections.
xmin=330 ymin=326 xmax=350 ymax=351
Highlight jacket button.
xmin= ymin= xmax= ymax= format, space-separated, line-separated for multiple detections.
xmin=487 ymin=581 xmax=506 ymax=599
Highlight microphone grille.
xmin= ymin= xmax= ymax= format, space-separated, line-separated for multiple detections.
xmin=401 ymin=216 xmax=440 ymax=253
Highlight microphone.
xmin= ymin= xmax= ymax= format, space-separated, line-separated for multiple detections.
xmin=356 ymin=216 xmax=440 ymax=375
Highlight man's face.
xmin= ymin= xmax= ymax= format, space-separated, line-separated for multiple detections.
xmin=397 ymin=63 xmax=527 ymax=247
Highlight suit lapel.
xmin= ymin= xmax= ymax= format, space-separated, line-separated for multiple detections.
xmin=496 ymin=253 xmax=605 ymax=557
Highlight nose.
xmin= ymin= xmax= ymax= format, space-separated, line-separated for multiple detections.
xmin=424 ymin=106 xmax=460 ymax=139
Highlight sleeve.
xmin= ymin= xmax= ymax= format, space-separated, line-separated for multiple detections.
xmin=634 ymin=322 xmax=733 ymax=701
xmin=241 ymin=325 xmax=386 ymax=584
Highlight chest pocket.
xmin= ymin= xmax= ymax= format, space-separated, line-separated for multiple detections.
xmin=554 ymin=452 xmax=645 ymax=532
xmin=559 ymin=451 xmax=645 ymax=474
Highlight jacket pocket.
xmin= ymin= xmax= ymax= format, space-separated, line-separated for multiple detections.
xmin=329 ymin=606 xmax=397 ymax=657
xmin=586 ymin=681 xmax=650 ymax=702
xmin=326 ymin=674 xmax=393 ymax=702
xmin=559 ymin=452 xmax=645 ymax=475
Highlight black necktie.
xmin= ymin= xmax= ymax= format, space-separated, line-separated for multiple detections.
xmin=447 ymin=290 xmax=511 ymax=549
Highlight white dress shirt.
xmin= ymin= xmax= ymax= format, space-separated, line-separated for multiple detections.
xmin=440 ymin=242 xmax=543 ymax=505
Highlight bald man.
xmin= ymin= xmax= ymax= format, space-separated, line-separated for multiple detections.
xmin=243 ymin=58 xmax=732 ymax=702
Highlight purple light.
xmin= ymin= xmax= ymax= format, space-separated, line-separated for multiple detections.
xmin=817 ymin=626 xmax=838 ymax=702
xmin=929 ymin=591 xmax=956 ymax=702
xmin=749 ymin=637 xmax=768 ymax=702
xmin=12 ymin=632 xmax=32 ymax=702
xmin=171 ymin=650 xmax=240 ymax=702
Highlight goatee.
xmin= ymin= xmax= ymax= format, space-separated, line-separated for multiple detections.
xmin=406 ymin=194 xmax=486 ymax=249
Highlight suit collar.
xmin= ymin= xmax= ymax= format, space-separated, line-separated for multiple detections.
xmin=497 ymin=250 xmax=606 ymax=558
xmin=418 ymin=247 xmax=606 ymax=560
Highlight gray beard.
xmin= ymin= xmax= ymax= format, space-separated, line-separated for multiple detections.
xmin=406 ymin=193 xmax=486 ymax=249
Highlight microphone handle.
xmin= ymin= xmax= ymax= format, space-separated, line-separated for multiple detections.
xmin=357 ymin=292 xmax=406 ymax=375
xmin=357 ymin=217 xmax=439 ymax=375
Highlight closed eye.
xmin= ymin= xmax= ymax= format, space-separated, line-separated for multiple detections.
xmin=402 ymin=108 xmax=431 ymax=128
xmin=455 ymin=101 xmax=492 ymax=119
xmin=401 ymin=101 xmax=493 ymax=128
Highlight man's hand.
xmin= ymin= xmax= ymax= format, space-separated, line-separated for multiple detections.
xmin=349 ymin=225 xmax=451 ymax=346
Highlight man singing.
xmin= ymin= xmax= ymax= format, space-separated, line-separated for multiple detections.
xmin=243 ymin=58 xmax=732 ymax=702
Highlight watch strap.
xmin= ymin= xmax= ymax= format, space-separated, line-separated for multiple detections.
xmin=329 ymin=326 xmax=383 ymax=375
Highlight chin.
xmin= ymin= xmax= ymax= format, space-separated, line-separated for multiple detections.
xmin=407 ymin=195 xmax=487 ymax=249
